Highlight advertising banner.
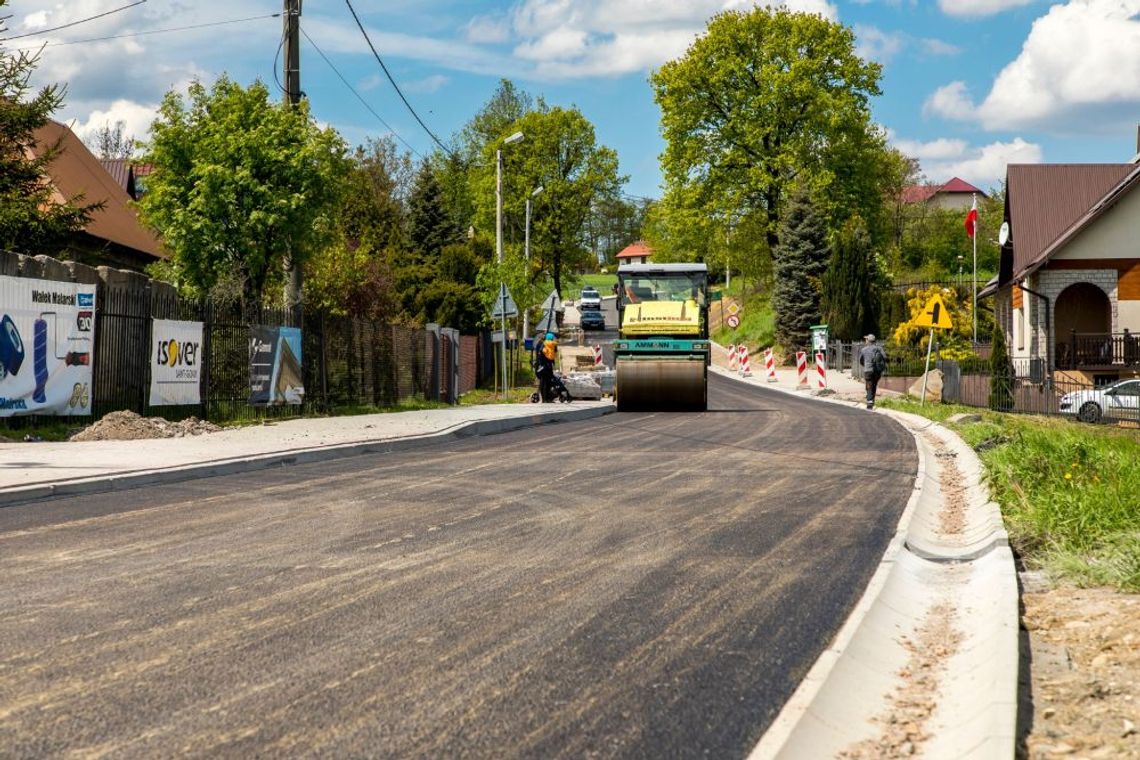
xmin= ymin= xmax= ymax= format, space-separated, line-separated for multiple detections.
xmin=149 ymin=319 xmax=204 ymax=406
xmin=0 ymin=275 xmax=96 ymax=416
xmin=249 ymin=326 xmax=304 ymax=406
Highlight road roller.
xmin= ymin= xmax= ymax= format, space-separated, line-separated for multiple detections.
xmin=613 ymin=263 xmax=710 ymax=411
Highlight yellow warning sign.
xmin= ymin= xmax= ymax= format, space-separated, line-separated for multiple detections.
xmin=914 ymin=294 xmax=954 ymax=329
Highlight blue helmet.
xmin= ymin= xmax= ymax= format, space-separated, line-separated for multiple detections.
xmin=545 ymin=332 xmax=555 ymax=340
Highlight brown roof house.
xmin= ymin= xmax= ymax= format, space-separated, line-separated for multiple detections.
xmin=901 ymin=177 xmax=986 ymax=211
xmin=32 ymin=120 xmax=165 ymax=271
xmin=616 ymin=240 xmax=653 ymax=265
xmin=985 ymin=155 xmax=1140 ymax=385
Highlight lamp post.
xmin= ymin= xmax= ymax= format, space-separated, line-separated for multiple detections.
xmin=523 ymin=185 xmax=543 ymax=343
xmin=496 ymin=131 xmax=523 ymax=396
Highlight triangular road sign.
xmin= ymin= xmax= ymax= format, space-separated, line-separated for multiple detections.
xmin=534 ymin=310 xmax=558 ymax=335
xmin=538 ymin=288 xmax=562 ymax=313
xmin=491 ymin=283 xmax=518 ymax=318
xmin=915 ymin=294 xmax=953 ymax=329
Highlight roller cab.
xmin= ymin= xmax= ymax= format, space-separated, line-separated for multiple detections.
xmin=614 ymin=263 xmax=710 ymax=411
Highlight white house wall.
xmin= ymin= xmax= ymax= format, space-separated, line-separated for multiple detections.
xmin=1054 ymin=183 xmax=1140 ymax=261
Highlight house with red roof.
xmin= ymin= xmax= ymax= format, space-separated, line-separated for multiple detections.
xmin=32 ymin=120 xmax=165 ymax=272
xmin=901 ymin=177 xmax=986 ymax=212
xmin=616 ymin=240 xmax=653 ymax=265
xmin=983 ymin=158 xmax=1140 ymax=384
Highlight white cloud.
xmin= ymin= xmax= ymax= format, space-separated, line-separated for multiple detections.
xmin=920 ymin=38 xmax=961 ymax=56
xmin=854 ymin=25 xmax=905 ymax=64
xmin=70 ymin=99 xmax=159 ymax=147
xmin=506 ymin=0 xmax=838 ymax=79
xmin=892 ymin=134 xmax=1043 ymax=187
xmin=401 ymin=74 xmax=450 ymax=94
xmin=923 ymin=81 xmax=977 ymax=121
xmin=464 ymin=15 xmax=510 ymax=44
xmin=937 ymin=0 xmax=1035 ymax=18
xmin=925 ymin=1 xmax=1140 ymax=133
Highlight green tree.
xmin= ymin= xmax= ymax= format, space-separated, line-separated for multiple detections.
xmin=139 ymin=75 xmax=348 ymax=306
xmin=408 ymin=159 xmax=458 ymax=264
xmin=471 ymin=106 xmax=624 ymax=295
xmin=989 ymin=319 xmax=1015 ymax=411
xmin=0 ymin=19 xmax=96 ymax=254
xmin=821 ymin=218 xmax=878 ymax=340
xmin=652 ymin=7 xmax=886 ymax=256
xmin=772 ymin=187 xmax=829 ymax=351
xmin=340 ymin=136 xmax=413 ymax=253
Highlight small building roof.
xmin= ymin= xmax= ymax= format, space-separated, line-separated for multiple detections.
xmin=616 ymin=240 xmax=653 ymax=259
xmin=34 ymin=121 xmax=165 ymax=261
xmin=901 ymin=176 xmax=986 ymax=204
xmin=1007 ymin=163 xmax=1135 ymax=278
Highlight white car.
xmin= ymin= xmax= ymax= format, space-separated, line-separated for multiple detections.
xmin=1059 ymin=379 xmax=1140 ymax=423
xmin=578 ymin=287 xmax=602 ymax=310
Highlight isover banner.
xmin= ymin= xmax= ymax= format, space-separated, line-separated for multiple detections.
xmin=150 ymin=319 xmax=204 ymax=406
xmin=248 ymin=325 xmax=304 ymax=406
xmin=0 ymin=275 xmax=96 ymax=416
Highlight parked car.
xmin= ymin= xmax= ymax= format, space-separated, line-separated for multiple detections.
xmin=1059 ymin=378 xmax=1140 ymax=423
xmin=578 ymin=287 xmax=602 ymax=310
xmin=579 ymin=309 xmax=606 ymax=330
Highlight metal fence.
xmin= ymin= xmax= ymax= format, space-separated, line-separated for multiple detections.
xmin=70 ymin=285 xmax=490 ymax=425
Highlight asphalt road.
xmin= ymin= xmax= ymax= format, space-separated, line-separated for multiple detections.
xmin=0 ymin=375 xmax=916 ymax=759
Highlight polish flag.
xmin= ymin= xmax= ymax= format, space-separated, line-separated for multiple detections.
xmin=964 ymin=196 xmax=978 ymax=238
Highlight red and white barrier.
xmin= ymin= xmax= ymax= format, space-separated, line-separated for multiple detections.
xmin=593 ymin=344 xmax=604 ymax=367
xmin=764 ymin=348 xmax=777 ymax=382
xmin=727 ymin=344 xmax=738 ymax=371
xmin=739 ymin=346 xmax=752 ymax=377
xmin=815 ymin=351 xmax=827 ymax=389
xmin=796 ymin=351 xmax=809 ymax=387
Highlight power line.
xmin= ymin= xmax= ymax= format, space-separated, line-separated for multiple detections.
xmin=342 ymin=0 xmax=453 ymax=157
xmin=0 ymin=0 xmax=147 ymax=42
xmin=10 ymin=13 xmax=280 ymax=51
xmin=300 ymin=28 xmax=423 ymax=159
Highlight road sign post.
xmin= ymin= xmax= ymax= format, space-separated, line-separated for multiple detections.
xmin=914 ymin=294 xmax=954 ymax=405
xmin=491 ymin=283 xmax=518 ymax=397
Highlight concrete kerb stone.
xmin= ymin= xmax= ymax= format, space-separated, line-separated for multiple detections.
xmin=0 ymin=404 xmax=615 ymax=508
xmin=721 ymin=364 xmax=1018 ymax=759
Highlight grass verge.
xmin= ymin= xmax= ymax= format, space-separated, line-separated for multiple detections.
xmin=712 ymin=297 xmax=776 ymax=351
xmin=879 ymin=397 xmax=1140 ymax=591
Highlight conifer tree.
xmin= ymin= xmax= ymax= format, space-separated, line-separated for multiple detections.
xmin=989 ymin=320 xmax=1015 ymax=411
xmin=772 ymin=187 xmax=829 ymax=351
xmin=0 ymin=18 xmax=95 ymax=254
xmin=407 ymin=160 xmax=457 ymax=264
xmin=821 ymin=218 xmax=878 ymax=340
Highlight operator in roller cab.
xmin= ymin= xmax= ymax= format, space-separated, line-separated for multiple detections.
xmin=613 ymin=263 xmax=710 ymax=411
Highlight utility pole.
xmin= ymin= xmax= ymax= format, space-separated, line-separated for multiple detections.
xmin=282 ymin=0 xmax=303 ymax=312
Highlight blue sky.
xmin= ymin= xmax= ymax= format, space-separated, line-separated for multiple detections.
xmin=9 ymin=0 xmax=1140 ymax=198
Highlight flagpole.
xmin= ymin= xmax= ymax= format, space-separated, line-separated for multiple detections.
xmin=972 ymin=193 xmax=978 ymax=345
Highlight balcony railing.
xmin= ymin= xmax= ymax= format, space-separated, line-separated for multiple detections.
xmin=1055 ymin=331 xmax=1140 ymax=371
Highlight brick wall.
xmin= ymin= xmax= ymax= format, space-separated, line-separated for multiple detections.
xmin=459 ymin=336 xmax=478 ymax=394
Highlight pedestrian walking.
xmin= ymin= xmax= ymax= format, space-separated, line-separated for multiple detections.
xmin=857 ymin=333 xmax=887 ymax=410
xmin=534 ymin=332 xmax=558 ymax=402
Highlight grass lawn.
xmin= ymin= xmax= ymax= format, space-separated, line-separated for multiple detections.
xmin=879 ymin=397 xmax=1140 ymax=591
xmin=574 ymin=273 xmax=619 ymax=293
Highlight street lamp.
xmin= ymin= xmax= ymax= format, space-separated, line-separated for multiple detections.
xmin=523 ymin=185 xmax=543 ymax=343
xmin=495 ymin=131 xmax=523 ymax=396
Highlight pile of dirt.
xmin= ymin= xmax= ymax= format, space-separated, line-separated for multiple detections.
xmin=70 ymin=411 xmax=221 ymax=442
xmin=1022 ymin=582 xmax=1140 ymax=758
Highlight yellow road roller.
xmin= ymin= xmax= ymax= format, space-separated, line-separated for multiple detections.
xmin=613 ymin=263 xmax=710 ymax=411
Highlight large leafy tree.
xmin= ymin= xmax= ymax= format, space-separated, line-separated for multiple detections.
xmin=139 ymin=76 xmax=348 ymax=306
xmin=652 ymin=7 xmax=888 ymax=255
xmin=0 ymin=13 xmax=96 ymax=254
xmin=772 ymin=187 xmax=829 ymax=351
xmin=340 ymin=136 xmax=413 ymax=253
xmin=471 ymin=106 xmax=624 ymax=296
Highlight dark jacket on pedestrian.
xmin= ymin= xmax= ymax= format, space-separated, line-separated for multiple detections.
xmin=858 ymin=343 xmax=887 ymax=378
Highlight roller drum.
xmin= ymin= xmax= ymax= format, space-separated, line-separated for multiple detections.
xmin=615 ymin=358 xmax=707 ymax=411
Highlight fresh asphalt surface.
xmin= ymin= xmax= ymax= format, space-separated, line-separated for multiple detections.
xmin=0 ymin=375 xmax=916 ymax=759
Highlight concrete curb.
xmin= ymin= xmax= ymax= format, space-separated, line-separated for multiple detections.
xmin=0 ymin=404 xmax=616 ymax=509
xmin=713 ymin=366 xmax=1018 ymax=759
